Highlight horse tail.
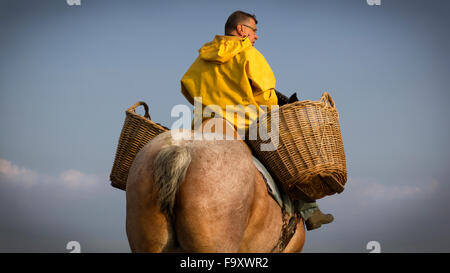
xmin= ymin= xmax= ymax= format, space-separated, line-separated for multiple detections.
xmin=152 ymin=139 xmax=191 ymax=218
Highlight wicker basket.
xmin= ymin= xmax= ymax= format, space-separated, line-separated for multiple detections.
xmin=110 ymin=101 xmax=169 ymax=190
xmin=247 ymin=92 xmax=347 ymax=201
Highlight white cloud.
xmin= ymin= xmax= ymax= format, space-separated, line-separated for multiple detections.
xmin=59 ymin=169 xmax=102 ymax=190
xmin=341 ymin=176 xmax=441 ymax=204
xmin=358 ymin=181 xmax=421 ymax=200
xmin=0 ymin=158 xmax=104 ymax=191
xmin=0 ymin=158 xmax=40 ymax=188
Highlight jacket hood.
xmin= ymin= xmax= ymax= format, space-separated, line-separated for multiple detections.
xmin=199 ymin=35 xmax=252 ymax=64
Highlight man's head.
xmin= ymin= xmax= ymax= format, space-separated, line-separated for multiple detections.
xmin=225 ymin=11 xmax=259 ymax=46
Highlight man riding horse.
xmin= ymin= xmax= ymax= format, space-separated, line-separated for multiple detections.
xmin=180 ymin=10 xmax=334 ymax=231
xmin=125 ymin=10 xmax=335 ymax=253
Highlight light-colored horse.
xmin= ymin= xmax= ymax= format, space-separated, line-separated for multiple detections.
xmin=125 ymin=119 xmax=305 ymax=252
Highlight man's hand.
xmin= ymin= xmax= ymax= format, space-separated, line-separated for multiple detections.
xmin=275 ymin=90 xmax=289 ymax=106
xmin=288 ymin=93 xmax=299 ymax=103
xmin=276 ymin=90 xmax=299 ymax=106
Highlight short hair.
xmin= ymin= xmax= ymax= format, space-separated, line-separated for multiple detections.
xmin=224 ymin=11 xmax=258 ymax=35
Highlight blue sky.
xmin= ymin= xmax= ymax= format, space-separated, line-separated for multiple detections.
xmin=1 ymin=0 xmax=449 ymax=252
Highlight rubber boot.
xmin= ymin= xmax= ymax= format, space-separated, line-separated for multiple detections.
xmin=305 ymin=209 xmax=334 ymax=231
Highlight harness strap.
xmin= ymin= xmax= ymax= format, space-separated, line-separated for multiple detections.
xmin=271 ymin=210 xmax=301 ymax=252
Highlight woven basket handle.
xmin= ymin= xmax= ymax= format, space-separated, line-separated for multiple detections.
xmin=320 ymin=92 xmax=335 ymax=109
xmin=128 ymin=101 xmax=151 ymax=120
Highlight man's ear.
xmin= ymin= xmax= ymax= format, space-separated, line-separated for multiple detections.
xmin=237 ymin=24 xmax=244 ymax=37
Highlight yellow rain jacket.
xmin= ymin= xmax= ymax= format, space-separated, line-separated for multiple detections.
xmin=181 ymin=35 xmax=278 ymax=131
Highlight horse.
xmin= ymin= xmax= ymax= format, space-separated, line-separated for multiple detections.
xmin=125 ymin=118 xmax=306 ymax=252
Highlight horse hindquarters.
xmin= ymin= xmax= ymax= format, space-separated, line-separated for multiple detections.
xmin=126 ymin=130 xmax=306 ymax=253
xmin=126 ymin=131 xmax=256 ymax=252
xmin=173 ymin=139 xmax=257 ymax=252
